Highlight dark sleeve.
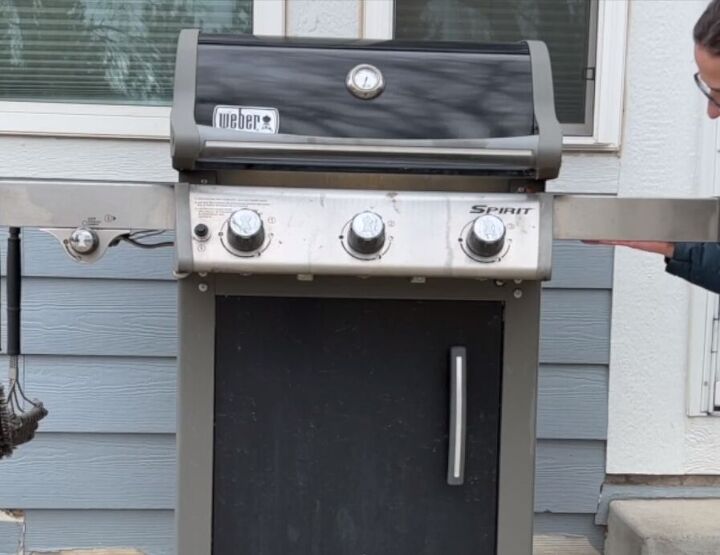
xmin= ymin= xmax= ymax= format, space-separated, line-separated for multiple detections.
xmin=665 ymin=242 xmax=720 ymax=294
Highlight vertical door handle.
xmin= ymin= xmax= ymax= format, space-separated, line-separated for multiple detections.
xmin=447 ymin=346 xmax=467 ymax=485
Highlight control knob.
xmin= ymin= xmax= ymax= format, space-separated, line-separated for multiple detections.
xmin=226 ymin=209 xmax=265 ymax=252
xmin=466 ymin=214 xmax=506 ymax=258
xmin=69 ymin=227 xmax=98 ymax=255
xmin=347 ymin=211 xmax=385 ymax=255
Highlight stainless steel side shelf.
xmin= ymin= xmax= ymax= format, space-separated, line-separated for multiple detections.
xmin=0 ymin=179 xmax=175 ymax=230
xmin=553 ymin=195 xmax=720 ymax=242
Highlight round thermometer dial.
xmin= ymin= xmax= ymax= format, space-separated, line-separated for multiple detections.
xmin=346 ymin=64 xmax=385 ymax=100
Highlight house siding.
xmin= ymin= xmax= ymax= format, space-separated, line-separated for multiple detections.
xmin=0 ymin=224 xmax=610 ymax=553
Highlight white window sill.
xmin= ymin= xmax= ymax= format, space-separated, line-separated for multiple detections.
xmin=0 ymin=102 xmax=171 ymax=140
xmin=0 ymin=101 xmax=621 ymax=153
xmin=563 ymin=135 xmax=620 ymax=152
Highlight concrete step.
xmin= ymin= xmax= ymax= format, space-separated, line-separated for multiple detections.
xmin=606 ymin=499 xmax=720 ymax=554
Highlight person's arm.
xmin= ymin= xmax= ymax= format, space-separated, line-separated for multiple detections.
xmin=584 ymin=240 xmax=675 ymax=258
xmin=588 ymin=240 xmax=720 ymax=294
xmin=665 ymin=242 xmax=720 ymax=293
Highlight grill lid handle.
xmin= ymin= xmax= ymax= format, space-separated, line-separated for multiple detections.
xmin=196 ymin=126 xmax=540 ymax=170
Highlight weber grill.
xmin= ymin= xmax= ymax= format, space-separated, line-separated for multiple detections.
xmin=171 ymin=30 xmax=558 ymax=555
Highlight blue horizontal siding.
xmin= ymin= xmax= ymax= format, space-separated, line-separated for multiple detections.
xmin=21 ymin=355 xmax=176 ymax=434
xmin=14 ymin=354 xmax=605 ymax=439
xmin=0 ymin=433 xmax=175 ymax=509
xmin=1 ymin=433 xmax=600 ymax=513
xmin=535 ymin=440 xmax=606 ymax=513
xmin=537 ymin=365 xmax=608 ymax=440
xmin=0 ymin=517 xmax=22 ymax=555
xmin=0 ymin=230 xmax=610 ymax=551
xmin=1 ymin=277 xmax=610 ymax=363
xmin=24 ymin=510 xmax=174 ymax=555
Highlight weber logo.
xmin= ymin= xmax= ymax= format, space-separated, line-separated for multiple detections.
xmin=471 ymin=204 xmax=533 ymax=216
xmin=213 ymin=105 xmax=279 ymax=134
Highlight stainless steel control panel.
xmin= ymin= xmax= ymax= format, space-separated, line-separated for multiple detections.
xmin=185 ymin=185 xmax=553 ymax=279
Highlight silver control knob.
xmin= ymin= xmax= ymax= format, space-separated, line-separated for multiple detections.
xmin=227 ymin=209 xmax=265 ymax=252
xmin=466 ymin=214 xmax=506 ymax=258
xmin=69 ymin=228 xmax=98 ymax=255
xmin=348 ymin=211 xmax=385 ymax=255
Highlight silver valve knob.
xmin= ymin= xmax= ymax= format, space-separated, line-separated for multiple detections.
xmin=466 ymin=214 xmax=506 ymax=258
xmin=69 ymin=227 xmax=98 ymax=255
xmin=348 ymin=211 xmax=386 ymax=255
xmin=227 ymin=209 xmax=265 ymax=252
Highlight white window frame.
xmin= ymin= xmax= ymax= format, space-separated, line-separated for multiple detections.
xmin=363 ymin=0 xmax=629 ymax=151
xmin=0 ymin=0 xmax=286 ymax=140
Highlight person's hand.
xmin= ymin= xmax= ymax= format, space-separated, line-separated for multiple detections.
xmin=583 ymin=240 xmax=675 ymax=258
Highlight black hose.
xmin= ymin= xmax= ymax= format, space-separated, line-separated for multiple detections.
xmin=7 ymin=227 xmax=21 ymax=356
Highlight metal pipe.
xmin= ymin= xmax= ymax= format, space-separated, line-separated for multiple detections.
xmin=7 ymin=228 xmax=20 ymax=357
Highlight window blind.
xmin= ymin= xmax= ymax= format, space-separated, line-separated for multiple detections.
xmin=0 ymin=0 xmax=252 ymax=105
xmin=395 ymin=0 xmax=597 ymax=129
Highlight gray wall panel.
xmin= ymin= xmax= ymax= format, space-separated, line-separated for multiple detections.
xmin=1 ymin=433 xmax=597 ymax=514
xmin=12 ymin=354 xmax=603 ymax=439
xmin=0 ymin=433 xmax=175 ymax=509
xmin=1 ymin=278 xmax=177 ymax=357
xmin=0 ymin=518 xmax=22 ymax=555
xmin=544 ymin=241 xmax=613 ymax=289
xmin=0 ymin=226 xmax=611 ymax=550
xmin=20 ymin=229 xmax=175 ymax=281
xmin=535 ymin=440 xmax=606 ymax=513
xmin=2 ymin=278 xmax=609 ymax=363
xmin=24 ymin=510 xmax=174 ymax=555
xmin=21 ymin=355 xmax=176 ymax=434
xmin=537 ymin=365 xmax=608 ymax=440
xmin=534 ymin=513 xmax=605 ymax=551
xmin=540 ymin=290 xmax=611 ymax=365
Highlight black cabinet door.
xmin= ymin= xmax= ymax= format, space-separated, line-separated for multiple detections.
xmin=213 ymin=296 xmax=504 ymax=555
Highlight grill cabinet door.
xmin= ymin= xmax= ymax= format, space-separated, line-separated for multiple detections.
xmin=213 ymin=296 xmax=504 ymax=555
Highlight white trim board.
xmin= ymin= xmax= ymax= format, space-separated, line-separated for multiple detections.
xmin=362 ymin=0 xmax=394 ymax=40
xmin=254 ymin=0 xmax=286 ymax=36
xmin=0 ymin=102 xmax=171 ymax=140
xmin=686 ymin=115 xmax=720 ymax=417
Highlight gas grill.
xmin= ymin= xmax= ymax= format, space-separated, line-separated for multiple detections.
xmin=2 ymin=29 xmax=720 ymax=555
xmin=169 ymin=31 xmax=560 ymax=555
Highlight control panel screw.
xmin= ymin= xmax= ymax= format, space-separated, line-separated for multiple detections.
xmin=513 ymin=288 xmax=523 ymax=299
xmin=198 ymin=283 xmax=208 ymax=293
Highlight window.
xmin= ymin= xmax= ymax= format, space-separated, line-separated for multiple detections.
xmin=394 ymin=0 xmax=597 ymax=135
xmin=364 ymin=0 xmax=628 ymax=149
xmin=0 ymin=1 xmax=252 ymax=105
xmin=0 ymin=0 xmax=282 ymax=138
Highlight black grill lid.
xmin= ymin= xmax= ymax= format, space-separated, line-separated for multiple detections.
xmin=171 ymin=31 xmax=561 ymax=178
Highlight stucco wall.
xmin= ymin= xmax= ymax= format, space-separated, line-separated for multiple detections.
xmin=606 ymin=0 xmax=720 ymax=474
